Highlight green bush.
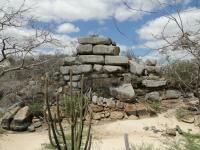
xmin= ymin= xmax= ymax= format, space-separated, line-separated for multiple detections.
xmin=147 ymin=100 xmax=161 ymax=113
xmin=29 ymin=102 xmax=43 ymax=117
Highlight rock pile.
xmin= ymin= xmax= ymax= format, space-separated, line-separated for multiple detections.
xmin=59 ymin=35 xmax=182 ymax=121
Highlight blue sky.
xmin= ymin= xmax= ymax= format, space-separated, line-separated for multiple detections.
xmin=2 ymin=0 xmax=200 ymax=59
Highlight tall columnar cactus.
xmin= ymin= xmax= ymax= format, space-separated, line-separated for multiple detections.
xmin=44 ymin=70 xmax=92 ymax=150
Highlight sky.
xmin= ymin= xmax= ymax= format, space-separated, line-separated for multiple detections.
xmin=1 ymin=0 xmax=200 ymax=62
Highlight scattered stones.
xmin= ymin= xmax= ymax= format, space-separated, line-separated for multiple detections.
xmin=110 ymin=83 xmax=135 ymax=102
xmin=105 ymin=56 xmax=129 ymax=65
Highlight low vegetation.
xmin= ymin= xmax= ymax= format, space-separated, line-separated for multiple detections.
xmin=147 ymin=100 xmax=162 ymax=113
xmin=29 ymin=102 xmax=44 ymax=117
xmin=175 ymin=108 xmax=191 ymax=120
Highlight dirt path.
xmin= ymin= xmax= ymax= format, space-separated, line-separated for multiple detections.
xmin=0 ymin=109 xmax=199 ymax=150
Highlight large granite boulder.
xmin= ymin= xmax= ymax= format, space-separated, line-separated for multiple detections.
xmin=129 ymin=60 xmax=145 ymax=75
xmin=142 ymin=80 xmax=167 ymax=88
xmin=77 ymin=44 xmax=93 ymax=54
xmin=110 ymin=83 xmax=135 ymax=102
xmin=78 ymin=36 xmax=112 ymax=45
xmin=10 ymin=106 xmax=32 ymax=131
xmin=103 ymin=65 xmax=124 ymax=73
xmin=78 ymin=55 xmax=104 ymax=64
xmin=105 ymin=56 xmax=129 ymax=65
xmin=93 ymin=45 xmax=120 ymax=55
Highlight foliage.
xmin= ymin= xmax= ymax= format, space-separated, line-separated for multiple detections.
xmin=29 ymin=102 xmax=44 ymax=117
xmin=164 ymin=61 xmax=196 ymax=91
xmin=147 ymin=100 xmax=161 ymax=113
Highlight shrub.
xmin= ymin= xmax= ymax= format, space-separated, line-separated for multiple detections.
xmin=147 ymin=100 xmax=161 ymax=113
xmin=175 ymin=108 xmax=191 ymax=120
xmin=29 ymin=102 xmax=43 ymax=117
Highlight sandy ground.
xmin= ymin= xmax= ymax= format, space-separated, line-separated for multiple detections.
xmin=0 ymin=109 xmax=199 ymax=150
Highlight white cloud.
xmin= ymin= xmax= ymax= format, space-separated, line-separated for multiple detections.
xmin=0 ymin=0 xmax=192 ymax=22
xmin=56 ymin=23 xmax=80 ymax=33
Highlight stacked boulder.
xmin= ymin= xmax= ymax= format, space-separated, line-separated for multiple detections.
xmin=59 ymin=35 xmax=182 ymax=121
xmin=60 ymin=35 xmax=129 ymax=89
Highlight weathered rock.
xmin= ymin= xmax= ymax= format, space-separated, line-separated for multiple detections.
xmin=194 ymin=115 xmax=200 ymax=127
xmin=72 ymin=75 xmax=81 ymax=81
xmin=60 ymin=66 xmax=70 ymax=75
xmin=63 ymin=75 xmax=70 ymax=81
xmin=92 ymin=113 xmax=102 ymax=120
xmin=128 ymin=115 xmax=138 ymax=120
xmin=78 ymin=55 xmax=104 ymax=64
xmin=63 ymin=57 xmax=78 ymax=65
xmin=181 ymin=115 xmax=195 ymax=123
xmin=165 ymin=90 xmax=181 ymax=99
xmin=166 ymin=128 xmax=176 ymax=136
xmin=145 ymin=59 xmax=157 ymax=66
xmin=125 ymin=103 xmax=149 ymax=117
xmin=1 ymin=106 xmax=21 ymax=130
xmin=92 ymin=95 xmax=98 ymax=104
xmin=90 ymin=73 xmax=109 ymax=78
xmin=93 ymin=45 xmax=120 ymax=55
xmin=116 ymin=101 xmax=124 ymax=109
xmin=143 ymin=75 xmax=160 ymax=80
xmin=78 ymin=36 xmax=112 ymax=45
xmin=77 ymin=44 xmax=93 ymax=54
xmin=129 ymin=60 xmax=145 ymax=75
xmin=28 ymin=125 xmax=35 ymax=132
xmin=67 ymin=82 xmax=81 ymax=88
xmin=71 ymin=65 xmax=93 ymax=74
xmin=110 ymin=83 xmax=135 ymax=102
xmin=33 ymin=122 xmax=42 ymax=128
xmin=90 ymin=104 xmax=104 ymax=113
xmin=105 ymin=56 xmax=129 ymax=65
xmin=145 ymin=66 xmax=162 ymax=74
xmin=97 ymin=97 xmax=104 ymax=106
xmin=104 ymin=98 xmax=116 ymax=108
xmin=10 ymin=106 xmax=32 ymax=131
xmin=103 ymin=65 xmax=125 ymax=73
xmin=93 ymin=64 xmax=103 ymax=72
xmin=145 ymin=92 xmax=161 ymax=101
xmin=110 ymin=111 xmax=124 ymax=119
xmin=142 ymin=80 xmax=167 ymax=88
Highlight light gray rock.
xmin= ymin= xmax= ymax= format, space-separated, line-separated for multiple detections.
xmin=63 ymin=75 xmax=70 ymax=81
xmin=67 ymin=82 xmax=81 ymax=88
xmin=142 ymin=80 xmax=167 ymax=88
xmin=10 ymin=106 xmax=32 ymax=131
xmin=78 ymin=55 xmax=104 ymax=64
xmin=103 ymin=65 xmax=124 ymax=73
xmin=28 ymin=125 xmax=35 ymax=132
xmin=71 ymin=65 xmax=93 ymax=74
xmin=63 ymin=57 xmax=78 ymax=65
xmin=78 ymin=36 xmax=112 ymax=45
xmin=77 ymin=44 xmax=93 ymax=54
xmin=145 ymin=92 xmax=161 ymax=101
xmin=110 ymin=83 xmax=135 ymax=102
xmin=145 ymin=66 xmax=162 ymax=74
xmin=93 ymin=45 xmax=120 ymax=55
xmin=129 ymin=60 xmax=145 ymax=75
xmin=165 ymin=90 xmax=181 ymax=99
xmin=145 ymin=59 xmax=157 ymax=66
xmin=97 ymin=97 xmax=104 ymax=106
xmin=104 ymin=98 xmax=116 ymax=108
xmin=93 ymin=64 xmax=103 ymax=72
xmin=105 ymin=56 xmax=129 ymax=65
xmin=90 ymin=73 xmax=109 ymax=78
xmin=60 ymin=66 xmax=70 ymax=75
xmin=72 ymin=75 xmax=81 ymax=81
xmin=92 ymin=95 xmax=98 ymax=104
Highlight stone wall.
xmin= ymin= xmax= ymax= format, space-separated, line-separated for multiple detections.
xmin=59 ymin=35 xmax=182 ymax=121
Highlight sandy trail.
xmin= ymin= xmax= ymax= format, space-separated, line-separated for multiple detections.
xmin=0 ymin=109 xmax=199 ymax=150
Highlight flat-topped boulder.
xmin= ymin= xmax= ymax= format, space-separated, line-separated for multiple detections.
xmin=103 ymin=65 xmax=124 ymax=73
xmin=93 ymin=45 xmax=120 ymax=55
xmin=78 ymin=36 xmax=112 ymax=45
xmin=77 ymin=44 xmax=93 ymax=54
xmin=78 ymin=55 xmax=104 ymax=64
xmin=142 ymin=80 xmax=167 ymax=88
xmin=105 ymin=56 xmax=129 ymax=65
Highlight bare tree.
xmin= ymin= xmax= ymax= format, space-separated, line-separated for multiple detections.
xmin=0 ymin=1 xmax=59 ymax=77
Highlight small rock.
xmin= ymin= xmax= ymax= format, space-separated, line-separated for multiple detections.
xmin=143 ymin=126 xmax=149 ymax=131
xmin=33 ymin=122 xmax=42 ymax=128
xmin=166 ymin=128 xmax=176 ymax=136
xmin=145 ymin=59 xmax=157 ymax=66
xmin=110 ymin=111 xmax=124 ymax=119
xmin=90 ymin=104 xmax=104 ymax=113
xmin=181 ymin=115 xmax=195 ymax=123
xmin=176 ymin=125 xmax=183 ymax=134
xmin=28 ymin=125 xmax=35 ymax=132
xmin=92 ymin=113 xmax=102 ymax=120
